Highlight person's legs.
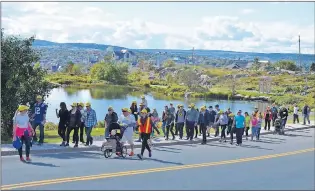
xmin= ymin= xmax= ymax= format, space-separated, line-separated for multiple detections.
xmin=24 ymin=135 xmax=31 ymax=158
xmin=80 ymin=122 xmax=85 ymax=143
xmin=201 ymin=124 xmax=207 ymax=143
xmin=257 ymin=128 xmax=261 ymax=140
xmin=73 ymin=127 xmax=79 ymax=146
xmin=190 ymin=124 xmax=195 ymax=140
xmin=170 ymin=122 xmax=175 ymax=139
xmin=174 ymin=123 xmax=178 ymax=135
xmin=178 ymin=123 xmax=184 ymax=139
xmin=306 ymin=114 xmax=310 ymax=124
xmin=194 ymin=125 xmax=198 ymax=138
xmin=199 ymin=125 xmax=202 ymax=136
xmin=272 ymin=114 xmax=277 ymax=126
xmin=32 ymin=122 xmax=38 ymax=142
xmin=66 ymin=127 xmax=74 ymax=145
xmin=162 ymin=122 xmax=166 ymax=137
xmin=240 ymin=128 xmax=244 ymax=144
xmin=264 ymin=119 xmax=268 ymax=130
xmin=230 ymin=127 xmax=234 ymax=143
xmin=236 ymin=128 xmax=241 ymax=145
xmin=58 ymin=123 xmax=64 ymax=143
xmin=85 ymin=127 xmax=93 ymax=145
xmin=38 ymin=123 xmax=44 ymax=144
xmin=267 ymin=120 xmax=271 ymax=130
xmin=18 ymin=138 xmax=23 ymax=158
xmin=165 ymin=125 xmax=170 ymax=140
xmin=245 ymin=127 xmax=249 ymax=139
xmin=293 ymin=114 xmax=297 ymax=124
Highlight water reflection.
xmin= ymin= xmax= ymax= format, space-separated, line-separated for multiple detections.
xmin=45 ymin=86 xmax=269 ymax=123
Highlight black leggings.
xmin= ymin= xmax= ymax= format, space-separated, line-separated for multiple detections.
xmin=166 ymin=123 xmax=175 ymax=139
xmin=221 ymin=125 xmax=227 ymax=138
xmin=18 ymin=135 xmax=31 ymax=158
xmin=244 ymin=127 xmax=250 ymax=137
xmin=264 ymin=119 xmax=271 ymax=130
xmin=67 ymin=126 xmax=79 ymax=144
xmin=58 ymin=123 xmax=67 ymax=142
xmin=194 ymin=125 xmax=198 ymax=137
xmin=140 ymin=133 xmax=151 ymax=155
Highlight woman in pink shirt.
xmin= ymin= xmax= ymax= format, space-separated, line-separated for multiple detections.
xmin=250 ymin=113 xmax=258 ymax=141
xmin=13 ymin=105 xmax=34 ymax=162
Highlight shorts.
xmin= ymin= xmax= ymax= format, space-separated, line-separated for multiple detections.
xmin=121 ymin=134 xmax=133 ymax=145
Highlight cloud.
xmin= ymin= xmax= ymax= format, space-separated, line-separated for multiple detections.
xmin=241 ymin=9 xmax=255 ymax=14
xmin=1 ymin=2 xmax=314 ymax=54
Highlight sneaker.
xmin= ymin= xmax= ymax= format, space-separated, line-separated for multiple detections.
xmin=149 ymin=152 xmax=152 ymax=158
xmin=236 ymin=144 xmax=239 ymax=146
xmin=219 ymin=139 xmax=222 ymax=142
xmin=65 ymin=143 xmax=69 ymax=147
xmin=230 ymin=142 xmax=233 ymax=145
xmin=137 ymin=154 xmax=143 ymax=160
xmin=37 ymin=142 xmax=43 ymax=146
xmin=129 ymin=152 xmax=134 ymax=156
xmin=74 ymin=144 xmax=78 ymax=148
xmin=224 ymin=140 xmax=227 ymax=143
xmin=172 ymin=137 xmax=175 ymax=140
xmin=26 ymin=157 xmax=31 ymax=162
xmin=60 ymin=142 xmax=65 ymax=146
xmin=20 ymin=157 xmax=25 ymax=162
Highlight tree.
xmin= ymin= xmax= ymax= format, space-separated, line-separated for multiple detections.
xmin=33 ymin=62 xmax=41 ymax=69
xmin=1 ymin=30 xmax=50 ymax=140
xmin=310 ymin=63 xmax=315 ymax=72
xmin=177 ymin=68 xmax=199 ymax=88
xmin=89 ymin=62 xmax=128 ymax=85
xmin=252 ymin=57 xmax=261 ymax=71
xmin=163 ymin=60 xmax=176 ymax=68
xmin=274 ymin=60 xmax=300 ymax=71
xmin=72 ymin=64 xmax=82 ymax=75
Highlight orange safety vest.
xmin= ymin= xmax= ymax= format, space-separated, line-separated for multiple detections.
xmin=138 ymin=117 xmax=152 ymax=134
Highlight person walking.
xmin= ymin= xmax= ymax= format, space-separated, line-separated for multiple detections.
xmin=130 ymin=101 xmax=138 ymax=122
xmin=194 ymin=108 xmax=200 ymax=138
xmin=198 ymin=106 xmax=210 ymax=144
xmin=55 ymin=102 xmax=69 ymax=146
xmin=13 ymin=105 xmax=35 ymax=162
xmin=218 ymin=111 xmax=228 ymax=142
xmin=303 ymin=104 xmax=311 ymax=125
xmin=256 ymin=112 xmax=263 ymax=140
xmin=104 ymin=106 xmax=118 ymax=139
xmin=227 ymin=113 xmax=235 ymax=144
xmin=165 ymin=106 xmax=175 ymax=140
xmin=84 ymin=102 xmax=97 ymax=146
xmin=271 ymin=103 xmax=278 ymax=126
xmin=207 ymin=106 xmax=216 ymax=137
xmin=162 ymin=105 xmax=168 ymax=137
xmin=264 ymin=106 xmax=272 ymax=131
xmin=279 ymin=106 xmax=289 ymax=129
xmin=141 ymin=95 xmax=148 ymax=108
xmin=78 ymin=102 xmax=86 ymax=144
xmin=174 ymin=104 xmax=181 ymax=135
xmin=250 ymin=112 xmax=258 ymax=141
xmin=233 ymin=110 xmax=245 ymax=146
xmin=186 ymin=103 xmax=199 ymax=141
xmin=293 ymin=104 xmax=299 ymax=124
xmin=120 ymin=108 xmax=136 ymax=156
xmin=175 ymin=104 xmax=186 ymax=140
xmin=137 ymin=109 xmax=160 ymax=160
xmin=31 ymin=95 xmax=48 ymax=145
xmin=65 ymin=103 xmax=82 ymax=147
xmin=214 ymin=104 xmax=220 ymax=137
xmin=244 ymin=112 xmax=251 ymax=140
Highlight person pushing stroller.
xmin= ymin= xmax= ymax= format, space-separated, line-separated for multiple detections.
xmin=274 ymin=113 xmax=284 ymax=135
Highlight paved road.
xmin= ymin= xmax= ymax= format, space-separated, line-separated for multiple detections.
xmin=2 ymin=128 xmax=315 ymax=190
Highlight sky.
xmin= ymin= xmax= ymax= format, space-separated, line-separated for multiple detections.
xmin=2 ymin=2 xmax=315 ymax=54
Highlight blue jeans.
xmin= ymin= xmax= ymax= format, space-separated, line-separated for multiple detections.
xmin=32 ymin=121 xmax=44 ymax=143
xmin=105 ymin=127 xmax=110 ymax=138
xmin=251 ymin=127 xmax=258 ymax=138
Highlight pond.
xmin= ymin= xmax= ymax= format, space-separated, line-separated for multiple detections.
xmin=45 ymin=86 xmax=269 ymax=124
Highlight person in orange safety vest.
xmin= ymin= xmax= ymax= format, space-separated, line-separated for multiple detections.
xmin=136 ymin=109 xmax=160 ymax=160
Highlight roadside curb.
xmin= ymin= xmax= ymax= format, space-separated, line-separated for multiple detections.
xmin=1 ymin=125 xmax=314 ymax=156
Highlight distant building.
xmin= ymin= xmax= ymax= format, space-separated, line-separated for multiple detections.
xmin=226 ymin=63 xmax=241 ymax=69
xmin=106 ymin=47 xmax=136 ymax=62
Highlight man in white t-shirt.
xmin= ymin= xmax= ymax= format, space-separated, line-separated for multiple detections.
xmin=293 ymin=104 xmax=299 ymax=124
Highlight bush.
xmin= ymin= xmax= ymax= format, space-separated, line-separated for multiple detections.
xmin=44 ymin=122 xmax=58 ymax=131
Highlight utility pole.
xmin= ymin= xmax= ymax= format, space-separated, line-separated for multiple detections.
xmin=298 ymin=34 xmax=301 ymax=71
xmin=192 ymin=47 xmax=195 ymax=66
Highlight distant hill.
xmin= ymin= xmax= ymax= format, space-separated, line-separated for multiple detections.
xmin=33 ymin=40 xmax=127 ymax=51
xmin=33 ymin=39 xmax=314 ymax=68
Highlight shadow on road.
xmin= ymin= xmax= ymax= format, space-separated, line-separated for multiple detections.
xmin=282 ymin=133 xmax=313 ymax=138
xmin=35 ymin=151 xmax=102 ymax=160
xmin=153 ymin=148 xmax=181 ymax=153
xmin=206 ymin=143 xmax=235 ymax=149
xmin=24 ymin=161 xmax=60 ymax=167
xmin=158 ymin=146 xmax=182 ymax=151
xmin=110 ymin=156 xmax=184 ymax=165
xmin=240 ymin=144 xmax=273 ymax=150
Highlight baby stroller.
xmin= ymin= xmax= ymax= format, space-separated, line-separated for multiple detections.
xmin=273 ymin=117 xmax=284 ymax=135
xmin=103 ymin=124 xmax=128 ymax=158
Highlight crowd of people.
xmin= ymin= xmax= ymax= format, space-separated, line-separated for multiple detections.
xmin=12 ymin=95 xmax=312 ymax=161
